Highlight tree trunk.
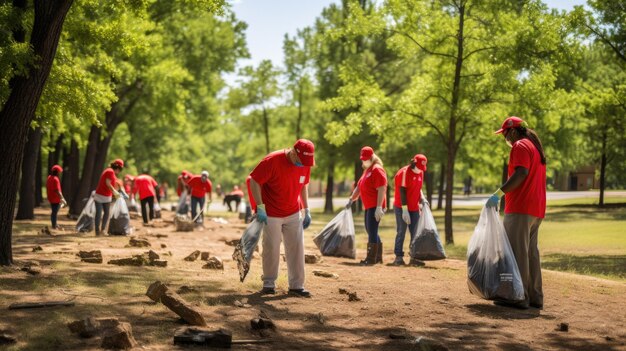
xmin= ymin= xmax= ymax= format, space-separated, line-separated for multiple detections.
xmin=262 ymin=107 xmax=270 ymax=154
xmin=444 ymin=144 xmax=456 ymax=245
xmin=296 ymin=83 xmax=303 ymax=139
xmin=35 ymin=144 xmax=43 ymax=207
xmin=47 ymin=135 xmax=63 ymax=172
xmin=324 ymin=161 xmax=335 ymax=213
xmin=15 ymin=128 xmax=43 ymax=219
xmin=437 ymin=163 xmax=445 ymax=210
xmin=61 ymin=139 xmax=79 ymax=207
xmin=70 ymin=126 xmax=100 ymax=216
xmin=425 ymin=170 xmax=434 ymax=205
xmin=353 ymin=160 xmax=363 ymax=213
xmin=90 ymin=134 xmax=114 ymax=190
xmin=599 ymin=130 xmax=607 ymax=207
xmin=0 ymin=0 xmax=73 ymax=266
xmin=500 ymin=160 xmax=508 ymax=212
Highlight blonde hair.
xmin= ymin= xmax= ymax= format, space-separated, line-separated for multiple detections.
xmin=371 ymin=153 xmax=384 ymax=168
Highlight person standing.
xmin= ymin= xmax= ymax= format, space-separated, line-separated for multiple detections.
xmin=392 ymin=154 xmax=428 ymax=266
xmin=94 ymin=159 xmax=126 ymax=235
xmin=249 ymin=139 xmax=315 ymax=297
xmin=347 ymin=146 xmax=387 ymax=266
xmin=46 ymin=165 xmax=67 ymax=229
xmin=177 ymin=170 xmax=191 ymax=197
xmin=187 ymin=170 xmax=212 ymax=223
xmin=134 ymin=173 xmax=160 ymax=224
xmin=487 ymin=116 xmax=546 ymax=310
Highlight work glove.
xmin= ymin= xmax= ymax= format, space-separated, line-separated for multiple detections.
xmin=345 ymin=198 xmax=354 ymax=210
xmin=375 ymin=206 xmax=385 ymax=222
xmin=120 ymin=191 xmax=129 ymax=200
xmin=112 ymin=190 xmax=120 ymax=199
xmin=401 ymin=206 xmax=410 ymax=225
xmin=303 ymin=208 xmax=311 ymax=229
xmin=486 ymin=189 xmax=504 ymax=209
xmin=61 ymin=198 xmax=67 ymax=208
xmin=256 ymin=204 xmax=268 ymax=224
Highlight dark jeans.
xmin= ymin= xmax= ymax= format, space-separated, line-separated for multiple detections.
xmin=191 ymin=196 xmax=205 ymax=223
xmin=140 ymin=196 xmax=155 ymax=224
xmin=364 ymin=208 xmax=381 ymax=244
xmin=50 ymin=203 xmax=60 ymax=228
xmin=95 ymin=201 xmax=111 ymax=233
xmin=394 ymin=206 xmax=419 ymax=257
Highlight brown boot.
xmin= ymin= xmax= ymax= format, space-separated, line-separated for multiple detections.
xmin=360 ymin=243 xmax=378 ymax=266
xmin=376 ymin=242 xmax=383 ymax=264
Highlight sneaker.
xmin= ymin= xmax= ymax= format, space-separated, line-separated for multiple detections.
xmin=530 ymin=303 xmax=543 ymax=310
xmin=288 ymin=289 xmax=312 ymax=298
xmin=392 ymin=256 xmax=406 ymax=266
xmin=408 ymin=258 xmax=425 ymax=267
xmin=493 ymin=300 xmax=529 ymax=310
xmin=260 ymin=287 xmax=276 ymax=295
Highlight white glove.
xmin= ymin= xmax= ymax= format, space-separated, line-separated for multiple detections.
xmin=112 ymin=190 xmax=120 ymax=199
xmin=401 ymin=206 xmax=410 ymax=225
xmin=375 ymin=206 xmax=385 ymax=222
xmin=61 ymin=198 xmax=67 ymax=208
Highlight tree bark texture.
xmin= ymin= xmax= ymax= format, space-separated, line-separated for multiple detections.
xmin=35 ymin=143 xmax=43 ymax=207
xmin=599 ymin=130 xmax=607 ymax=207
xmin=69 ymin=126 xmax=100 ymax=216
xmin=61 ymin=139 xmax=79 ymax=208
xmin=324 ymin=161 xmax=335 ymax=213
xmin=15 ymin=128 xmax=43 ymax=220
xmin=437 ymin=163 xmax=445 ymax=210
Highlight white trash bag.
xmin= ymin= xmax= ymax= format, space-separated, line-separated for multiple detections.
xmin=313 ymin=209 xmax=356 ymax=259
xmin=76 ymin=196 xmax=96 ymax=233
xmin=177 ymin=190 xmax=189 ymax=215
xmin=108 ymin=198 xmax=133 ymax=235
xmin=467 ymin=206 xmax=524 ymax=301
xmin=410 ymin=203 xmax=446 ymax=260
xmin=232 ymin=219 xmax=264 ymax=282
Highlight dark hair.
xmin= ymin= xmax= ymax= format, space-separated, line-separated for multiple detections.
xmin=111 ymin=163 xmax=122 ymax=170
xmin=51 ymin=170 xmax=59 ymax=176
xmin=514 ymin=126 xmax=546 ymax=165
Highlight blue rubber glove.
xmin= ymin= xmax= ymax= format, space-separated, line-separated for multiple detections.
xmin=303 ymin=208 xmax=311 ymax=229
xmin=121 ymin=191 xmax=129 ymax=200
xmin=256 ymin=204 xmax=268 ymax=224
xmin=486 ymin=189 xmax=504 ymax=208
xmin=345 ymin=199 xmax=354 ymax=210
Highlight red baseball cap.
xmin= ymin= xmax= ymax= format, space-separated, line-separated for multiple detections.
xmin=112 ymin=159 xmax=124 ymax=168
xmin=495 ymin=116 xmax=525 ymax=134
xmin=360 ymin=146 xmax=374 ymax=161
xmin=293 ymin=139 xmax=315 ymax=167
xmin=51 ymin=165 xmax=63 ymax=173
xmin=124 ymin=174 xmax=135 ymax=181
xmin=412 ymin=154 xmax=427 ymax=171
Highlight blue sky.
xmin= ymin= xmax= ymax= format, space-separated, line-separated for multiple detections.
xmin=228 ymin=0 xmax=587 ymax=71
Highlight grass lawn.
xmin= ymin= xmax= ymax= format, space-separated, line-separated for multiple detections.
xmin=307 ymin=196 xmax=626 ymax=281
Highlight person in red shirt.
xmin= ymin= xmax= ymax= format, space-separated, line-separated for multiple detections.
xmin=176 ymin=170 xmax=191 ymax=197
xmin=224 ymin=185 xmax=245 ymax=212
xmin=187 ymin=170 xmax=212 ymax=223
xmin=347 ymin=146 xmax=388 ymax=266
xmin=392 ymin=154 xmax=428 ymax=266
xmin=94 ymin=159 xmax=126 ymax=235
xmin=249 ymin=139 xmax=314 ymax=298
xmin=133 ymin=174 xmax=160 ymax=224
xmin=487 ymin=116 xmax=547 ymax=310
xmin=46 ymin=165 xmax=67 ymax=229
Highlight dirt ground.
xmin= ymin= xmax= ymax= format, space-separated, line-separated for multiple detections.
xmin=1 ymin=208 xmax=625 ymax=351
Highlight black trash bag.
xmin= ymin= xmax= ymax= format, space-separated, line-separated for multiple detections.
xmin=127 ymin=198 xmax=139 ymax=213
xmin=410 ymin=203 xmax=446 ymax=260
xmin=232 ymin=219 xmax=264 ymax=282
xmin=466 ymin=206 xmax=524 ymax=301
xmin=76 ymin=197 xmax=95 ymax=233
xmin=108 ymin=198 xmax=133 ymax=236
xmin=313 ymin=209 xmax=356 ymax=259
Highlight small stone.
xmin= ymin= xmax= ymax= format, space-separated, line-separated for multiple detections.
xmin=389 ymin=333 xmax=407 ymax=339
xmin=100 ymin=322 xmax=138 ymax=349
xmin=67 ymin=317 xmax=101 ymax=338
xmin=348 ymin=292 xmax=361 ymax=302
xmin=146 ymin=281 xmax=169 ymax=302
xmin=129 ymin=237 xmax=151 ymax=248
xmin=160 ymin=291 xmax=207 ymax=326
xmin=338 ymin=288 xmax=348 ymax=295
xmin=250 ymin=318 xmax=275 ymax=330
xmin=557 ymin=323 xmax=569 ymax=332
xmin=161 ymin=244 xmax=167 ymax=249
xmin=147 ymin=250 xmax=160 ymax=261
xmin=316 ymin=312 xmax=325 ymax=325
xmin=22 ymin=265 xmax=42 ymax=275
xmin=0 ymin=331 xmax=17 ymax=345
xmin=108 ymin=255 xmax=147 ymax=266
xmin=605 ymin=336 xmax=614 ymax=341
xmin=202 ymin=257 xmax=224 ymax=270
xmin=414 ymin=336 xmax=449 ymax=351
xmin=184 ymin=250 xmax=201 ymax=262
xmin=313 ymin=270 xmax=338 ymax=278
xmin=41 ymin=226 xmax=52 ymax=236
xmin=151 ymin=260 xmax=168 ymax=267
xmin=156 ymin=234 xmax=168 ymax=238
xmin=32 ymin=246 xmax=43 ymax=252
xmin=200 ymin=252 xmax=210 ymax=261
xmin=78 ymin=250 xmax=103 ymax=264
xmin=305 ymin=254 xmax=320 ymax=264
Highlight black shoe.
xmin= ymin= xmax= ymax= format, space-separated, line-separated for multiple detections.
xmin=392 ymin=256 xmax=405 ymax=266
xmin=408 ymin=258 xmax=425 ymax=267
xmin=530 ymin=303 xmax=543 ymax=310
xmin=493 ymin=300 xmax=529 ymax=310
xmin=288 ymin=289 xmax=312 ymax=298
xmin=260 ymin=287 xmax=276 ymax=295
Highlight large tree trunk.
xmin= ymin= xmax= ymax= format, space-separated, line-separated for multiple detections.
xmin=296 ymin=84 xmax=303 ymax=139
xmin=437 ymin=163 xmax=445 ymax=210
xmin=262 ymin=107 xmax=270 ymax=154
xmin=353 ymin=160 xmax=363 ymax=213
xmin=90 ymin=134 xmax=114 ymax=190
xmin=70 ymin=126 xmax=100 ymax=216
xmin=444 ymin=145 xmax=456 ymax=245
xmin=599 ymin=130 xmax=607 ymax=207
xmin=0 ymin=0 xmax=73 ymax=265
xmin=425 ymin=170 xmax=434 ymax=205
xmin=47 ymin=135 xmax=63 ymax=172
xmin=324 ymin=161 xmax=335 ymax=213
xmin=35 ymin=144 xmax=43 ymax=207
xmin=61 ymin=139 xmax=80 ymax=208
xmin=15 ymin=128 xmax=43 ymax=219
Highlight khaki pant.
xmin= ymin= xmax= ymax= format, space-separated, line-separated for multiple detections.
xmin=262 ymin=211 xmax=305 ymax=289
xmin=503 ymin=213 xmax=543 ymax=306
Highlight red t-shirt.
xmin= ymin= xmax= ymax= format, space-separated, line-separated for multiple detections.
xmin=229 ymin=189 xmax=244 ymax=197
xmin=177 ymin=175 xmax=190 ymax=196
xmin=134 ymin=175 xmax=158 ymax=200
xmin=393 ymin=166 xmax=423 ymax=211
xmin=187 ymin=176 xmax=212 ymax=198
xmin=46 ymin=175 xmax=62 ymax=204
xmin=96 ymin=168 xmax=117 ymax=197
xmin=249 ymin=150 xmax=310 ymax=217
xmin=358 ymin=165 xmax=387 ymax=210
xmin=505 ymin=138 xmax=546 ymax=218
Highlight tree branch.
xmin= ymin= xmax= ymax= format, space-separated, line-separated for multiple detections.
xmin=388 ymin=29 xmax=456 ymax=60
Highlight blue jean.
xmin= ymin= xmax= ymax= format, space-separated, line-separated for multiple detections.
xmin=50 ymin=203 xmax=60 ymax=228
xmin=364 ymin=208 xmax=381 ymax=244
xmin=191 ymin=196 xmax=205 ymax=223
xmin=95 ymin=201 xmax=111 ymax=233
xmin=394 ymin=206 xmax=419 ymax=257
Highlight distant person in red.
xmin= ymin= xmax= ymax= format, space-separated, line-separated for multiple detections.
xmin=187 ymin=170 xmax=212 ymax=223
xmin=249 ymin=139 xmax=314 ymax=298
xmin=347 ymin=146 xmax=387 ymax=266
xmin=123 ymin=175 xmax=135 ymax=196
xmin=134 ymin=173 xmax=160 ymax=224
xmin=224 ymin=185 xmax=245 ymax=212
xmin=176 ymin=170 xmax=191 ymax=197
xmin=94 ymin=159 xmax=127 ymax=235
xmin=487 ymin=116 xmax=547 ymax=310
xmin=46 ymin=165 xmax=67 ymax=229
xmin=392 ymin=154 xmax=428 ymax=266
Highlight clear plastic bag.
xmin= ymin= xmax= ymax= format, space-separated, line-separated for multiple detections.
xmin=467 ymin=206 xmax=524 ymax=301
xmin=232 ymin=219 xmax=264 ymax=282
xmin=410 ymin=203 xmax=446 ymax=260
xmin=76 ymin=196 xmax=96 ymax=233
xmin=313 ymin=209 xmax=356 ymax=259
xmin=177 ymin=190 xmax=189 ymax=215
xmin=154 ymin=201 xmax=162 ymax=219
xmin=108 ymin=198 xmax=133 ymax=235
